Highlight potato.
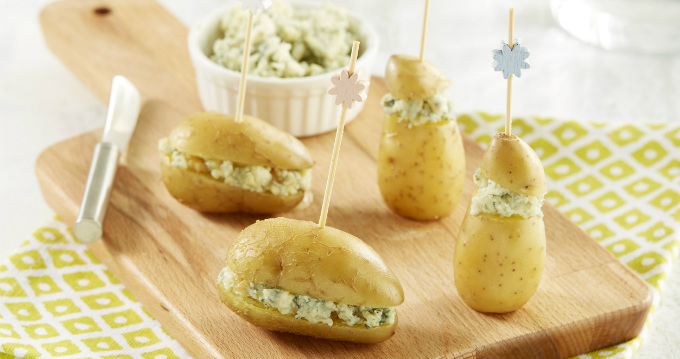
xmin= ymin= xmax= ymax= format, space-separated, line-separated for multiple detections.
xmin=453 ymin=211 xmax=545 ymax=313
xmin=219 ymin=217 xmax=404 ymax=343
xmin=377 ymin=114 xmax=465 ymax=220
xmin=218 ymin=284 xmax=399 ymax=343
xmin=453 ymin=133 xmax=546 ymax=313
xmin=169 ymin=112 xmax=314 ymax=170
xmin=384 ymin=54 xmax=451 ymax=100
xmin=480 ymin=133 xmax=546 ymax=197
xmin=160 ymin=112 xmax=314 ymax=213
xmin=160 ymin=160 xmax=304 ymax=213
xmin=224 ymin=217 xmax=404 ymax=307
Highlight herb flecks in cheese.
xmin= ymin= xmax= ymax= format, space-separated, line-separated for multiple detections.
xmin=470 ymin=169 xmax=545 ymax=218
xmin=211 ymin=2 xmax=357 ymax=78
xmin=381 ymin=92 xmax=455 ymax=127
xmin=218 ymin=268 xmax=396 ymax=328
xmin=159 ymin=138 xmax=311 ymax=197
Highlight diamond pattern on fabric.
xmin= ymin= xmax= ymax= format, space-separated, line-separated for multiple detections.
xmin=0 ymin=219 xmax=191 ymax=358
xmin=575 ymin=140 xmax=612 ymax=165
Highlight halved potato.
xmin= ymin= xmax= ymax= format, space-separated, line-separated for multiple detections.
xmin=454 ymin=211 xmax=545 ymax=313
xmin=225 ymin=217 xmax=404 ymax=307
xmin=377 ymin=114 xmax=465 ymax=220
xmin=160 ymin=160 xmax=304 ymax=213
xmin=384 ymin=54 xmax=451 ymax=100
xmin=218 ymin=277 xmax=399 ymax=344
xmin=169 ymin=112 xmax=314 ymax=170
xmin=480 ymin=133 xmax=546 ymax=197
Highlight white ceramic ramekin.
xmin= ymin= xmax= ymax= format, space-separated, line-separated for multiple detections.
xmin=187 ymin=2 xmax=378 ymax=137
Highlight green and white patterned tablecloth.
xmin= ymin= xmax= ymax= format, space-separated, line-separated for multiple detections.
xmin=1 ymin=114 xmax=678 ymax=358
xmin=0 ymin=219 xmax=190 ymax=359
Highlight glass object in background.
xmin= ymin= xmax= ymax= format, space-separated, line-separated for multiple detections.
xmin=551 ymin=0 xmax=680 ymax=54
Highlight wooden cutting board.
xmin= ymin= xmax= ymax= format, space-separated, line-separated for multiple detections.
xmin=36 ymin=0 xmax=651 ymax=358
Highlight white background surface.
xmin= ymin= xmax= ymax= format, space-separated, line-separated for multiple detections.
xmin=0 ymin=0 xmax=678 ymax=357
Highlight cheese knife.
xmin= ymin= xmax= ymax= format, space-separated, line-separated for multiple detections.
xmin=73 ymin=75 xmax=141 ymax=243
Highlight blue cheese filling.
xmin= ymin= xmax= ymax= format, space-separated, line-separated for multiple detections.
xmin=381 ymin=92 xmax=456 ymax=127
xmin=470 ymin=169 xmax=545 ymax=218
xmin=218 ymin=268 xmax=396 ymax=328
xmin=159 ymin=138 xmax=311 ymax=197
xmin=211 ymin=2 xmax=357 ymax=78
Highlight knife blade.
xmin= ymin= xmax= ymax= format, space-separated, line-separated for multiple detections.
xmin=73 ymin=75 xmax=141 ymax=243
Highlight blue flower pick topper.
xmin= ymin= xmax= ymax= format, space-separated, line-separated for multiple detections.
xmin=241 ymin=0 xmax=272 ymax=15
xmin=492 ymin=40 xmax=530 ymax=79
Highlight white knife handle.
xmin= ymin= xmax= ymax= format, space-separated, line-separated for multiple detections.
xmin=73 ymin=142 xmax=120 ymax=243
xmin=103 ymin=76 xmax=141 ymax=149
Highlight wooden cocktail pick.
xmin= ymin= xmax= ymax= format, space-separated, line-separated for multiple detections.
xmin=492 ymin=8 xmax=531 ymax=135
xmin=419 ymin=0 xmax=430 ymax=62
xmin=235 ymin=0 xmax=272 ymax=123
xmin=318 ymin=41 xmax=366 ymax=229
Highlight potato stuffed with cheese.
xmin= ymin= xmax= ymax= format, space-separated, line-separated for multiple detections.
xmin=377 ymin=55 xmax=465 ymax=220
xmin=217 ymin=217 xmax=404 ymax=343
xmin=159 ymin=112 xmax=314 ymax=213
xmin=454 ymin=133 xmax=546 ymax=313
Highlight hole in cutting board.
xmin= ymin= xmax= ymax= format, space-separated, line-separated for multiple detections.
xmin=93 ymin=7 xmax=111 ymax=16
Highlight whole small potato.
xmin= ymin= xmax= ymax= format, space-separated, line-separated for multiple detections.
xmin=454 ymin=211 xmax=545 ymax=313
xmin=384 ymin=54 xmax=451 ymax=101
xmin=377 ymin=114 xmax=465 ymax=220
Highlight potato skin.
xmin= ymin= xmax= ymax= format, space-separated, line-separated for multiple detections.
xmin=160 ymin=111 xmax=313 ymax=213
xmin=480 ymin=133 xmax=546 ymax=197
xmin=377 ymin=115 xmax=465 ymax=220
xmin=160 ymin=161 xmax=304 ymax=213
xmin=169 ymin=112 xmax=314 ymax=170
xmin=453 ymin=211 xmax=545 ymax=313
xmin=225 ymin=217 xmax=404 ymax=308
xmin=384 ymin=54 xmax=451 ymax=100
xmin=218 ymin=278 xmax=399 ymax=344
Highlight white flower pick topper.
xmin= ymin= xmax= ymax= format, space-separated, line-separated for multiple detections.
xmin=492 ymin=40 xmax=530 ymax=79
xmin=241 ymin=0 xmax=272 ymax=15
xmin=328 ymin=69 xmax=366 ymax=109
